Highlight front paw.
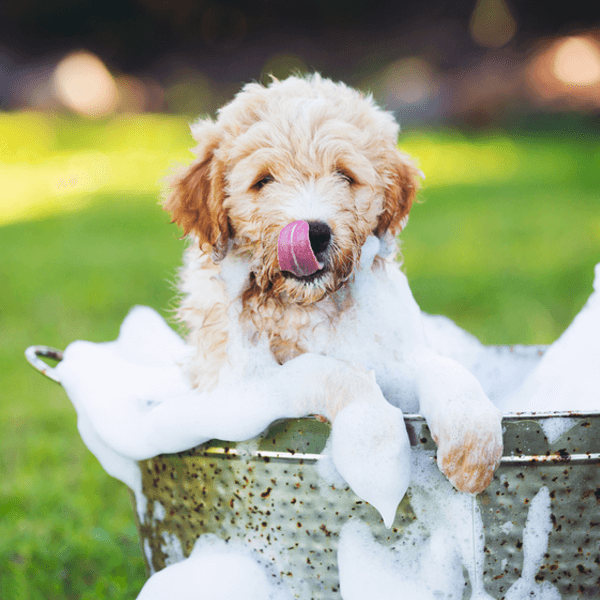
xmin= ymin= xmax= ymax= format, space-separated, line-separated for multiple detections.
xmin=432 ymin=408 xmax=503 ymax=494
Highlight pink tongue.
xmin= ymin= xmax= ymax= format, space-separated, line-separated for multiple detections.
xmin=277 ymin=220 xmax=323 ymax=277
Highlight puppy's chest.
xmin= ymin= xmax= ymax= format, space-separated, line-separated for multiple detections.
xmin=273 ymin=299 xmax=419 ymax=411
xmin=304 ymin=307 xmax=404 ymax=363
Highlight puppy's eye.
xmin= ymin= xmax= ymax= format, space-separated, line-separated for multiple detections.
xmin=336 ymin=170 xmax=356 ymax=185
xmin=252 ymin=175 xmax=274 ymax=190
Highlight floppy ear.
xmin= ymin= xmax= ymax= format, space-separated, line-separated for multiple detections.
xmin=375 ymin=149 xmax=422 ymax=237
xmin=163 ymin=120 xmax=229 ymax=261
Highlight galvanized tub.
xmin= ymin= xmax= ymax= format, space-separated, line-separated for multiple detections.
xmin=26 ymin=346 xmax=600 ymax=598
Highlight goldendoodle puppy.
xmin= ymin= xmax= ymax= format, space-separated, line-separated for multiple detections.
xmin=164 ymin=74 xmax=503 ymax=495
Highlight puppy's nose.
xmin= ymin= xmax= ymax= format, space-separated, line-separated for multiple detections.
xmin=307 ymin=221 xmax=332 ymax=256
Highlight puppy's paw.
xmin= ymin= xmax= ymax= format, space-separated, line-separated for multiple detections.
xmin=432 ymin=406 xmax=503 ymax=494
xmin=416 ymin=354 xmax=503 ymax=494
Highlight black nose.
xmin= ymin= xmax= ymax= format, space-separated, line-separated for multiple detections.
xmin=307 ymin=221 xmax=332 ymax=256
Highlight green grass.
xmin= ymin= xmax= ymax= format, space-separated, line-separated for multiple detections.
xmin=1 ymin=199 xmax=182 ymax=600
xmin=1 ymin=113 xmax=599 ymax=598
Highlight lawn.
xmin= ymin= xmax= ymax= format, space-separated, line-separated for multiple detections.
xmin=1 ymin=112 xmax=599 ymax=599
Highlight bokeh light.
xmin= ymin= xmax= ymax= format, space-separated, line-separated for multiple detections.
xmin=53 ymin=51 xmax=119 ymax=118
xmin=470 ymin=0 xmax=517 ymax=49
xmin=553 ymin=36 xmax=600 ymax=86
xmin=379 ymin=57 xmax=437 ymax=108
xmin=527 ymin=35 xmax=600 ymax=108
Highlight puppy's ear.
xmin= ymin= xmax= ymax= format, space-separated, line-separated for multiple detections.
xmin=163 ymin=119 xmax=229 ymax=261
xmin=375 ymin=150 xmax=422 ymax=237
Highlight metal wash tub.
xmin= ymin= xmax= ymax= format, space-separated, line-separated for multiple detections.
xmin=26 ymin=345 xmax=600 ymax=598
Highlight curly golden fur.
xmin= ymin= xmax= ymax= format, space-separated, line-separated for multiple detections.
xmin=165 ymin=74 xmax=421 ymax=389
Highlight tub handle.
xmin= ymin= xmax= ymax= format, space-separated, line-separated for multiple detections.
xmin=25 ymin=346 xmax=63 ymax=384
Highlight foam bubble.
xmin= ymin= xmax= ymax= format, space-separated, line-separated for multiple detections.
xmin=55 ymin=306 xmax=411 ymax=528
xmin=540 ymin=417 xmax=575 ymax=444
xmin=331 ymin=400 xmax=411 ymax=528
xmin=338 ymin=448 xmax=498 ymax=599
xmin=137 ymin=535 xmax=293 ymax=600
xmin=500 ymin=262 xmax=600 ymax=414
xmin=505 ymin=486 xmax=560 ymax=600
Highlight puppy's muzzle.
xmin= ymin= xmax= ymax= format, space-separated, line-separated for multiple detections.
xmin=277 ymin=220 xmax=331 ymax=279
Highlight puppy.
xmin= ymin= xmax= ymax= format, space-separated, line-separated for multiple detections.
xmin=164 ymin=74 xmax=503 ymax=495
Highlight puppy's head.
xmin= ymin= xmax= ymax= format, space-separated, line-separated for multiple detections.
xmin=164 ymin=74 xmax=422 ymax=304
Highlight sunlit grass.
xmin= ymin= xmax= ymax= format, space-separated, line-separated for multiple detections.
xmin=1 ymin=111 xmax=599 ymax=599
xmin=3 ymin=112 xmax=598 ymax=226
xmin=0 ymin=113 xmax=192 ymax=225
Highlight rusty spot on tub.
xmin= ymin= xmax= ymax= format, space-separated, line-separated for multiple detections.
xmin=261 ymin=487 xmax=272 ymax=498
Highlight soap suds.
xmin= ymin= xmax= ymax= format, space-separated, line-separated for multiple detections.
xmin=505 ymin=486 xmax=559 ymax=600
xmin=408 ymin=449 xmax=494 ymax=600
xmin=161 ymin=531 xmax=186 ymax=567
xmin=338 ymin=448 xmax=495 ymax=599
xmin=539 ymin=417 xmax=576 ymax=445
xmin=56 ymin=305 xmax=412 ymax=530
xmin=338 ymin=519 xmax=463 ymax=600
xmin=338 ymin=454 xmax=562 ymax=600
xmin=137 ymin=534 xmax=293 ymax=600
xmin=316 ymin=436 xmax=350 ymax=492
xmin=331 ymin=400 xmax=411 ymax=528
xmin=499 ymin=263 xmax=600 ymax=414
xmin=143 ymin=539 xmax=155 ymax=576
xmin=152 ymin=501 xmax=165 ymax=522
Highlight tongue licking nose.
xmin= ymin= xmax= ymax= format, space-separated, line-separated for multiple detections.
xmin=277 ymin=220 xmax=325 ymax=277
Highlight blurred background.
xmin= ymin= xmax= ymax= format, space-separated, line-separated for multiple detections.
xmin=2 ymin=1 xmax=599 ymax=598
xmin=2 ymin=0 xmax=600 ymax=122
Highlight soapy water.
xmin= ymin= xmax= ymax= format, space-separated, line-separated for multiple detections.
xmin=53 ymin=262 xmax=600 ymax=598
